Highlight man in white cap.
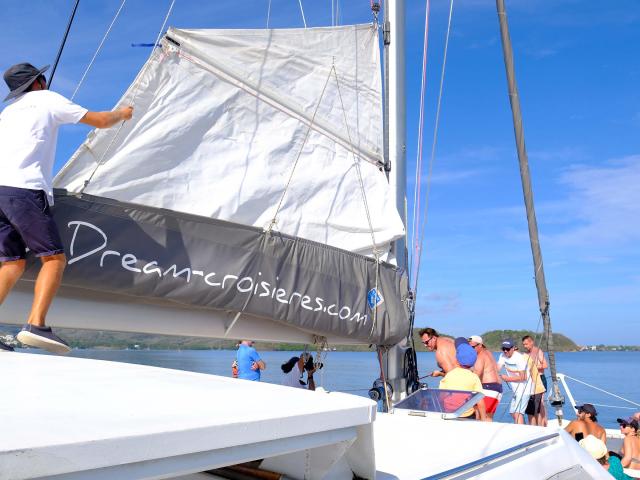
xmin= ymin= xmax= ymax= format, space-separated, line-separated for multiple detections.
xmin=469 ymin=335 xmax=502 ymax=421
xmin=0 ymin=62 xmax=133 ymax=354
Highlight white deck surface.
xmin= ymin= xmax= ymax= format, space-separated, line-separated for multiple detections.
xmin=373 ymin=412 xmax=610 ymax=479
xmin=0 ymin=352 xmax=375 ymax=480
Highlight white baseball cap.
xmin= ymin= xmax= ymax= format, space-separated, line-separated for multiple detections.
xmin=469 ymin=335 xmax=483 ymax=345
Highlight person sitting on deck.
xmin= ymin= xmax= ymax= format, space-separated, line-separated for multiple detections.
xmin=419 ymin=327 xmax=456 ymax=378
xmin=0 ymin=62 xmax=133 ymax=354
xmin=439 ymin=338 xmax=487 ymax=421
xmin=618 ymin=417 xmax=640 ymax=471
xmin=578 ymin=435 xmax=631 ymax=480
xmin=564 ymin=404 xmax=606 ymax=443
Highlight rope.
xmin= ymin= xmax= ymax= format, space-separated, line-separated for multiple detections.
xmin=265 ymin=65 xmax=335 ymax=233
xmin=377 ymin=347 xmax=392 ymax=412
xmin=410 ymin=0 xmax=430 ymax=288
xmin=267 ymin=0 xmax=272 ymax=28
xmin=71 ymin=0 xmax=127 ymax=101
xmin=412 ymin=0 xmax=454 ymax=296
xmin=588 ymin=403 xmax=638 ymax=411
xmin=331 ymin=62 xmax=383 ymax=335
xmin=563 ymin=374 xmax=640 ymax=408
xmin=79 ymin=0 xmax=175 ymax=194
xmin=333 ymin=65 xmax=379 ymax=254
xmin=298 ymin=0 xmax=307 ymax=28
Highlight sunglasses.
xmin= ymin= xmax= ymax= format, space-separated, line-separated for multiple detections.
xmin=421 ymin=337 xmax=433 ymax=345
xmin=501 ymin=347 xmax=513 ymax=352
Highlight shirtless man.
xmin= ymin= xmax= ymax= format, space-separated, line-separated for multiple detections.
xmin=565 ymin=404 xmax=606 ymax=443
xmin=419 ymin=327 xmax=456 ymax=377
xmin=469 ymin=335 xmax=502 ymax=421
xmin=522 ymin=335 xmax=548 ymax=426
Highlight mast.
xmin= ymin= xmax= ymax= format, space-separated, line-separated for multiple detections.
xmin=495 ymin=0 xmax=565 ymax=423
xmin=388 ymin=0 xmax=407 ymax=266
xmin=379 ymin=0 xmax=411 ymax=406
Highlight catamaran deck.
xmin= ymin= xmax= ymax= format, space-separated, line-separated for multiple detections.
xmin=1 ymin=352 xmax=613 ymax=480
xmin=0 ymin=353 xmax=376 ymax=480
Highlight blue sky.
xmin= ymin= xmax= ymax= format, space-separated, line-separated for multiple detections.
xmin=1 ymin=1 xmax=638 ymax=344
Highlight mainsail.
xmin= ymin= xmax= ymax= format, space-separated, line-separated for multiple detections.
xmin=8 ymin=24 xmax=412 ymax=345
xmin=55 ymin=24 xmax=404 ymax=256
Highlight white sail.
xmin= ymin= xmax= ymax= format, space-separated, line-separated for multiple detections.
xmin=55 ymin=24 xmax=404 ymax=256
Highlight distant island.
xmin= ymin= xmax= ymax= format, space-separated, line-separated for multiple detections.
xmin=0 ymin=324 xmax=637 ymax=351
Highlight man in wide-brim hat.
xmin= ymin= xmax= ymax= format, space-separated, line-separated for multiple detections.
xmin=0 ymin=62 xmax=133 ymax=354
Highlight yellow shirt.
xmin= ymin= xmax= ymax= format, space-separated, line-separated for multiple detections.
xmin=525 ymin=354 xmax=546 ymax=395
xmin=439 ymin=367 xmax=483 ymax=417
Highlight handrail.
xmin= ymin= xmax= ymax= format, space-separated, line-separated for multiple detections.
xmin=421 ymin=432 xmax=559 ymax=479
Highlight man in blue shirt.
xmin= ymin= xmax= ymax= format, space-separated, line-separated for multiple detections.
xmin=236 ymin=340 xmax=266 ymax=381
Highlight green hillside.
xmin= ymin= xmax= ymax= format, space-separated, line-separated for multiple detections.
xmin=412 ymin=328 xmax=579 ymax=352
xmin=0 ymin=324 xmax=576 ymax=352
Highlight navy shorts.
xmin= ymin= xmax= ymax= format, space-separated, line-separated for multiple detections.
xmin=0 ymin=186 xmax=65 ymax=262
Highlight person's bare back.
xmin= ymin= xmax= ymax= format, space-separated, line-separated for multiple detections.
xmin=435 ymin=337 xmax=456 ymax=374
xmin=474 ymin=347 xmax=501 ymax=384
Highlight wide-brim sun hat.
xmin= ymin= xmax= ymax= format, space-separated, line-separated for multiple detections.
xmin=3 ymin=63 xmax=49 ymax=102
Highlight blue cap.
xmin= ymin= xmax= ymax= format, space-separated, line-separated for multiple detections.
xmin=501 ymin=339 xmax=515 ymax=349
xmin=454 ymin=337 xmax=468 ymax=348
xmin=456 ymin=343 xmax=477 ymax=368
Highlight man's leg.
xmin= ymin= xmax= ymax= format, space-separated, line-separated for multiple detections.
xmin=17 ymin=253 xmax=70 ymax=354
xmin=0 ymin=259 xmax=26 ymax=305
xmin=27 ymin=254 xmax=66 ymax=327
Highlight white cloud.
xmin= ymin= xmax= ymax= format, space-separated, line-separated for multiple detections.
xmin=549 ymin=155 xmax=640 ymax=247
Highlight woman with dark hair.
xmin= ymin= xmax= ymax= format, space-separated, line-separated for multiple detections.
xmin=281 ymin=353 xmax=317 ymax=390
xmin=618 ymin=417 xmax=640 ymax=471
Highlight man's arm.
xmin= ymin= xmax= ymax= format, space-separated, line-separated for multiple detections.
xmin=501 ymin=369 xmax=525 ymax=383
xmin=80 ymin=106 xmax=133 ymax=129
xmin=537 ymin=349 xmax=548 ymax=370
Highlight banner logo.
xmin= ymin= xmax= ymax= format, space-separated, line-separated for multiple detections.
xmin=367 ymin=288 xmax=384 ymax=309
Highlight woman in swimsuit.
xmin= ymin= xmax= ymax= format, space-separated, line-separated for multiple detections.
xmin=618 ymin=417 xmax=640 ymax=470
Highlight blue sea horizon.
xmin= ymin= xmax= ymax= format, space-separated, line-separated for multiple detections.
xmin=22 ymin=348 xmax=639 ymax=429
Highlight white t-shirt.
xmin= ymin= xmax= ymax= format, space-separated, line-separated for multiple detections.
xmin=497 ymin=351 xmax=533 ymax=396
xmin=0 ymin=90 xmax=88 ymax=203
xmin=281 ymin=366 xmax=304 ymax=389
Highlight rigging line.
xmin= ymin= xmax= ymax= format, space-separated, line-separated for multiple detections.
xmin=330 ymin=63 xmax=383 ymax=335
xmin=152 ymin=0 xmax=176 ymax=59
xmin=412 ymin=0 xmax=455 ymax=295
xmin=410 ymin=0 xmax=430 ymax=283
xmin=332 ymin=0 xmax=335 ymax=26
xmin=298 ymin=0 xmax=307 ymax=28
xmin=267 ymin=0 xmax=272 ymax=28
xmin=71 ymin=0 xmax=127 ymax=101
xmin=49 ymin=0 xmax=80 ymax=89
xmin=587 ymin=403 xmax=638 ymax=411
xmin=79 ymin=0 xmax=175 ymax=194
xmin=562 ymin=374 xmax=640 ymax=407
xmin=333 ymin=67 xmax=379 ymax=253
xmin=265 ymin=64 xmax=335 ymax=233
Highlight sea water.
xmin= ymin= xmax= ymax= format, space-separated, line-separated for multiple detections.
xmin=54 ymin=348 xmax=640 ymax=429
